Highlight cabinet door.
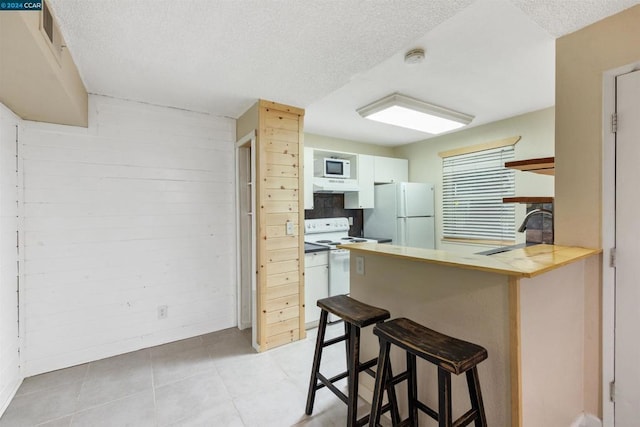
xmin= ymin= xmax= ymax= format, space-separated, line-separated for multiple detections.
xmin=374 ymin=156 xmax=408 ymax=183
xmin=304 ymin=253 xmax=328 ymax=327
xmin=345 ymin=154 xmax=374 ymax=209
xmin=304 ymin=147 xmax=314 ymax=210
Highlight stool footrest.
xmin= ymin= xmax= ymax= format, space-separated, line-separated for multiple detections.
xmin=452 ymin=408 xmax=479 ymax=427
xmin=415 ymin=399 xmax=438 ymax=421
xmin=315 ymin=373 xmax=348 ymax=405
xmin=389 ymin=370 xmax=410 ymax=386
xmin=322 ymin=334 xmax=347 ymax=347
xmin=359 ymin=357 xmax=378 ymax=374
xmin=354 ymin=402 xmax=394 ymax=427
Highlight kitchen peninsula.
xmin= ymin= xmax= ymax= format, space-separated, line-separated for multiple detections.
xmin=339 ymin=243 xmax=600 ymax=427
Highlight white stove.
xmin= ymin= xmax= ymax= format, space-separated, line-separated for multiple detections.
xmin=304 ymin=217 xmax=375 ymax=249
xmin=304 ymin=218 xmax=376 ymax=302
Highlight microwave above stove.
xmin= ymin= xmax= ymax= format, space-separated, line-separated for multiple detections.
xmin=315 ymin=157 xmax=351 ymax=179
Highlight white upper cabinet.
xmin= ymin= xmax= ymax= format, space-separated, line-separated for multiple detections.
xmin=374 ymin=156 xmax=408 ymax=184
xmin=304 ymin=147 xmax=314 ymax=210
xmin=345 ymin=154 xmax=374 ymax=209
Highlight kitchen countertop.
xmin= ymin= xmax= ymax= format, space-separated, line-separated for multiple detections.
xmin=304 ymin=242 xmax=330 ymax=254
xmin=338 ymin=242 xmax=601 ymax=278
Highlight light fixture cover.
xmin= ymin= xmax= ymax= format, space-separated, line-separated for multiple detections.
xmin=357 ymin=93 xmax=474 ymax=135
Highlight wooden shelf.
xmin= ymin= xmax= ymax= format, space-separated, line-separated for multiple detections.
xmin=505 ymin=157 xmax=554 ymax=176
xmin=503 ymin=197 xmax=554 ymax=204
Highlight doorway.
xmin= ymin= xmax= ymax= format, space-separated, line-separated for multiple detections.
xmin=235 ymin=131 xmax=258 ymax=350
xmin=603 ymin=67 xmax=640 ymax=426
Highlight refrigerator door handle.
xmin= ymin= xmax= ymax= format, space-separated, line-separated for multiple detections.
xmin=397 ymin=217 xmax=407 ymax=246
xmin=402 ymin=185 xmax=409 ymax=217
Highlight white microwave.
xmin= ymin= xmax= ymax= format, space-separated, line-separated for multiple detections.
xmin=317 ymin=158 xmax=350 ymax=179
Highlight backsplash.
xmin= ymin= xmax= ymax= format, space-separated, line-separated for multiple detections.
xmin=304 ymin=194 xmax=364 ymax=237
xmin=524 ymin=202 xmax=554 ymax=244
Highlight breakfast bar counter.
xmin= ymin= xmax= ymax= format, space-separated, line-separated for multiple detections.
xmin=339 ymin=243 xmax=601 ymax=427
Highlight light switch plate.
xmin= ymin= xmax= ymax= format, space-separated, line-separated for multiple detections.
xmin=286 ymin=221 xmax=294 ymax=235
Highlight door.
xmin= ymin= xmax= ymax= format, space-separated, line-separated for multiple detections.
xmin=615 ymin=69 xmax=640 ymax=425
xmin=398 ymin=182 xmax=434 ymax=217
xmin=397 ymin=217 xmax=435 ymax=249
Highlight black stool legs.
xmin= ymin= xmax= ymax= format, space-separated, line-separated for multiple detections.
xmin=305 ymin=310 xmax=329 ymax=415
xmin=305 ymin=295 xmax=399 ymax=427
xmin=369 ymin=318 xmax=488 ymax=427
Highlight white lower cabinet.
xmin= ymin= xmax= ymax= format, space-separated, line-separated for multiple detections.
xmin=304 ymin=251 xmax=329 ymax=328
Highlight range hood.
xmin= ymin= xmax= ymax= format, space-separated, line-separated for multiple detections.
xmin=312 ymin=177 xmax=360 ymax=193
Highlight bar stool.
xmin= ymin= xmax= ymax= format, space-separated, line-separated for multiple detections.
xmin=305 ymin=294 xmax=399 ymax=427
xmin=369 ymin=318 xmax=488 ymax=427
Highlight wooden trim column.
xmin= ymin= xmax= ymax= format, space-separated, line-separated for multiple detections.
xmin=508 ymin=276 xmax=522 ymax=427
xmin=256 ymin=100 xmax=306 ymax=350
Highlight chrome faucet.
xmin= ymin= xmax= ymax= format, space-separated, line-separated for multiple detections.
xmin=518 ymin=208 xmax=553 ymax=233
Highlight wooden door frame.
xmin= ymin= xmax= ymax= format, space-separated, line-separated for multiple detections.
xmin=235 ymin=130 xmax=258 ymax=350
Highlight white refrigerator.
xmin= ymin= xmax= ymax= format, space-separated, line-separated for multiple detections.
xmin=364 ymin=182 xmax=435 ymax=249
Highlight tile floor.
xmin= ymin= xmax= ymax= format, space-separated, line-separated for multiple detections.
xmin=0 ymin=324 xmax=388 ymax=427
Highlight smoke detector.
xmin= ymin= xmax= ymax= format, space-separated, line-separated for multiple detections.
xmin=404 ymin=48 xmax=425 ymax=65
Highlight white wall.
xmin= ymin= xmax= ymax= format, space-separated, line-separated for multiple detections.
xmin=0 ymin=103 xmax=21 ymax=415
xmin=305 ymin=133 xmax=396 ymax=157
xmin=20 ymin=95 xmax=236 ymax=375
xmin=395 ymin=107 xmax=555 ymax=253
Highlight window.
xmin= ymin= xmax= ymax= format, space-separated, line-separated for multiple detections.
xmin=442 ymin=145 xmax=515 ymax=244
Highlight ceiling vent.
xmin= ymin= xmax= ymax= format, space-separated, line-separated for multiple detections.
xmin=40 ymin=0 xmax=64 ymax=64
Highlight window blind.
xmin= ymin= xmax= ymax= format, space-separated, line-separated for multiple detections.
xmin=442 ymin=145 xmax=515 ymax=242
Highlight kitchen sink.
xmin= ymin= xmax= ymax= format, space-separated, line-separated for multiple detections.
xmin=476 ymin=242 xmax=539 ymax=256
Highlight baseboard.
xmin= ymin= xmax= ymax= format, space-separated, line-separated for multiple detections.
xmin=571 ymin=412 xmax=602 ymax=427
xmin=0 ymin=378 xmax=23 ymax=419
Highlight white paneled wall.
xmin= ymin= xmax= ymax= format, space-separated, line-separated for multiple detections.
xmin=0 ymin=104 xmax=20 ymax=415
xmin=21 ymin=96 xmax=236 ymax=375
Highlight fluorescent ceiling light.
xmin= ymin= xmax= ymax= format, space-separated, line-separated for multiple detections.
xmin=357 ymin=93 xmax=474 ymax=135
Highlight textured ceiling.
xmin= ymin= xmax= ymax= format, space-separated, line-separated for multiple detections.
xmin=48 ymin=0 xmax=640 ymax=145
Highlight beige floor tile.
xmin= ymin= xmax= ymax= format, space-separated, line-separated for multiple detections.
xmin=154 ymin=370 xmax=231 ymax=426
xmin=215 ymin=353 xmax=287 ymax=399
xmin=77 ymin=351 xmax=153 ymax=411
xmin=17 ymin=364 xmax=88 ymax=397
xmin=167 ymin=398 xmax=243 ymax=427
xmin=0 ymin=382 xmax=82 ymax=427
xmin=0 ymin=326 xmax=374 ymax=427
xmin=151 ymin=346 xmax=217 ymax=387
xmin=232 ymin=378 xmax=308 ymax=427
xmin=36 ymin=416 xmax=72 ymax=427
xmin=150 ymin=337 xmax=204 ymax=359
xmin=70 ymin=391 xmax=155 ymax=427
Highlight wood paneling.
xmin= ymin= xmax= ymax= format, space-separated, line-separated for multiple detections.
xmin=256 ymin=100 xmax=305 ymax=351
xmin=20 ymin=95 xmax=236 ymax=375
xmin=266 ymin=164 xmax=298 ymax=178
xmin=509 ymin=277 xmax=522 ymax=427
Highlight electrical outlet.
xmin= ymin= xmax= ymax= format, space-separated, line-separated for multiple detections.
xmin=348 ymin=217 xmax=354 ymax=226
xmin=356 ymin=256 xmax=365 ymax=275
xmin=158 ymin=305 xmax=168 ymax=319
xmin=285 ymin=220 xmax=294 ymax=235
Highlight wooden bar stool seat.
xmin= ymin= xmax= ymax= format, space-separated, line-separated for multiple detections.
xmin=369 ymin=318 xmax=488 ymax=427
xmin=305 ymin=295 xmax=399 ymax=427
